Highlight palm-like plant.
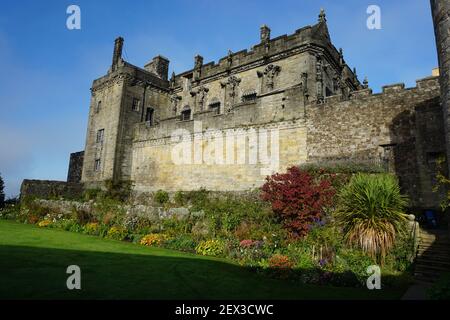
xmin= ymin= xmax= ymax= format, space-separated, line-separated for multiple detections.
xmin=334 ymin=173 xmax=409 ymax=263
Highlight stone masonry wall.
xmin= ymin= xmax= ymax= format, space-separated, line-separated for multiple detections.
xmin=306 ymin=76 xmax=444 ymax=208
xmin=20 ymin=180 xmax=83 ymax=200
xmin=431 ymin=0 xmax=450 ymax=173
xmin=67 ymin=151 xmax=84 ymax=183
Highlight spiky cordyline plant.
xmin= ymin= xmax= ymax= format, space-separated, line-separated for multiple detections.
xmin=334 ymin=173 xmax=409 ymax=264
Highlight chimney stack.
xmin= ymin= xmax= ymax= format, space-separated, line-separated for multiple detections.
xmin=112 ymin=36 xmax=124 ymax=69
xmin=144 ymin=55 xmax=170 ymax=80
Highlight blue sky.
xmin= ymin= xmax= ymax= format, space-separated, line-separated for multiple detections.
xmin=0 ymin=0 xmax=438 ymax=197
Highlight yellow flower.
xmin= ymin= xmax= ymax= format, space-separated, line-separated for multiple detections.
xmin=140 ymin=234 xmax=168 ymax=246
xmin=37 ymin=220 xmax=51 ymax=228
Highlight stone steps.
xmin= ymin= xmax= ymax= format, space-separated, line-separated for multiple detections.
xmin=413 ymin=227 xmax=450 ymax=284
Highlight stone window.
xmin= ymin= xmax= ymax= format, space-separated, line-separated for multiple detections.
xmin=132 ymin=98 xmax=140 ymax=111
xmin=242 ymin=89 xmax=257 ymax=102
xmin=95 ymin=100 xmax=101 ymax=113
xmin=94 ymin=159 xmax=101 ymax=172
xmin=209 ymin=102 xmax=220 ymax=115
xmin=145 ymin=107 xmax=154 ymax=125
xmin=96 ymin=129 xmax=104 ymax=143
xmin=181 ymin=106 xmax=191 ymax=121
xmin=208 ymin=98 xmax=221 ymax=115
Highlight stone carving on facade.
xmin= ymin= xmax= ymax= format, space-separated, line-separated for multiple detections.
xmin=170 ymin=94 xmax=181 ymax=115
xmin=318 ymin=8 xmax=326 ymax=23
xmin=170 ymin=72 xmax=176 ymax=89
xmin=227 ymin=50 xmax=233 ymax=70
xmin=257 ymin=64 xmax=281 ymax=93
xmin=195 ymin=86 xmax=209 ymax=111
xmin=316 ymin=56 xmax=324 ymax=103
xmin=337 ymin=73 xmax=349 ymax=100
xmin=363 ymin=76 xmax=369 ymax=89
xmin=301 ymin=72 xmax=309 ymax=99
xmin=221 ymin=76 xmax=241 ymax=112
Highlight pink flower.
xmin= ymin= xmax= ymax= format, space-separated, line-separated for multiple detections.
xmin=239 ymin=239 xmax=254 ymax=248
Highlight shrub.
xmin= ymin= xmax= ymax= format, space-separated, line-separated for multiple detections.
xmin=174 ymin=191 xmax=186 ymax=206
xmin=385 ymin=236 xmax=415 ymax=272
xmin=185 ymin=188 xmax=210 ymax=209
xmin=83 ymin=222 xmax=100 ymax=235
xmin=20 ymin=199 xmax=48 ymax=223
xmin=334 ymin=173 xmax=408 ymax=264
xmin=300 ymin=160 xmax=386 ymax=174
xmin=106 ymin=226 xmax=128 ymax=241
xmin=0 ymin=203 xmax=20 ymax=220
xmin=261 ymin=166 xmax=335 ymax=237
xmin=162 ymin=216 xmax=193 ymax=236
xmin=268 ymin=254 xmax=294 ymax=269
xmin=154 ymin=190 xmax=169 ymax=205
xmin=140 ymin=233 xmax=168 ymax=246
xmin=83 ymin=188 xmax=102 ymax=201
xmin=334 ymin=248 xmax=375 ymax=287
xmin=71 ymin=206 xmax=94 ymax=225
xmin=232 ymin=240 xmax=266 ymax=266
xmin=195 ymin=239 xmax=226 ymax=257
xmin=164 ymin=234 xmax=197 ymax=252
xmin=104 ymin=179 xmax=133 ymax=202
xmin=37 ymin=219 xmax=52 ymax=228
xmin=239 ymin=239 xmax=255 ymax=248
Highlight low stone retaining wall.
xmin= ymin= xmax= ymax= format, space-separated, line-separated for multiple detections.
xmin=32 ymin=199 xmax=196 ymax=221
xmin=20 ymin=180 xmax=83 ymax=200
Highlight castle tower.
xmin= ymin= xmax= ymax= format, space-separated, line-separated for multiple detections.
xmin=81 ymin=37 xmax=138 ymax=187
xmin=431 ymin=0 xmax=450 ymax=172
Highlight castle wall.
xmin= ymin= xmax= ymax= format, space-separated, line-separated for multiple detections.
xmin=130 ymin=84 xmax=307 ymax=192
xmin=67 ymin=151 xmax=84 ymax=183
xmin=431 ymin=0 xmax=450 ymax=173
xmin=306 ymin=76 xmax=444 ymax=208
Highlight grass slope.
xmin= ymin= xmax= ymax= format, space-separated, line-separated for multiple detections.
xmin=0 ymin=220 xmax=404 ymax=299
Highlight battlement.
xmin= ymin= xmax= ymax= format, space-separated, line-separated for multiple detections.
xmin=172 ymin=19 xmax=340 ymax=86
xmin=320 ymin=75 xmax=440 ymax=106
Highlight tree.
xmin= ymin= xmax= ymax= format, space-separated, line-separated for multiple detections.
xmin=0 ymin=172 xmax=5 ymax=208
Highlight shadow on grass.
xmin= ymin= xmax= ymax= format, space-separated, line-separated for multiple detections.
xmin=0 ymin=244 xmax=407 ymax=300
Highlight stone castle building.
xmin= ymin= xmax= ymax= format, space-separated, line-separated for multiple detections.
xmin=25 ymin=6 xmax=448 ymax=210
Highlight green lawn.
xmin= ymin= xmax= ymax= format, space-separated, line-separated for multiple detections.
xmin=0 ymin=220 xmax=405 ymax=299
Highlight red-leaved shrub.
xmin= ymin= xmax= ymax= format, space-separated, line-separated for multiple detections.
xmin=261 ymin=166 xmax=335 ymax=237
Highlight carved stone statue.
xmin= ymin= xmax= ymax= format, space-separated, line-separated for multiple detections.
xmin=258 ymin=64 xmax=281 ymax=92
xmin=221 ymin=76 xmax=241 ymax=112
xmin=170 ymin=94 xmax=181 ymax=115
xmin=196 ymin=86 xmax=209 ymax=111
xmin=227 ymin=50 xmax=233 ymax=69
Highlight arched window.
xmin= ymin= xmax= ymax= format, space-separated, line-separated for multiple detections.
xmin=181 ymin=105 xmax=191 ymax=121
